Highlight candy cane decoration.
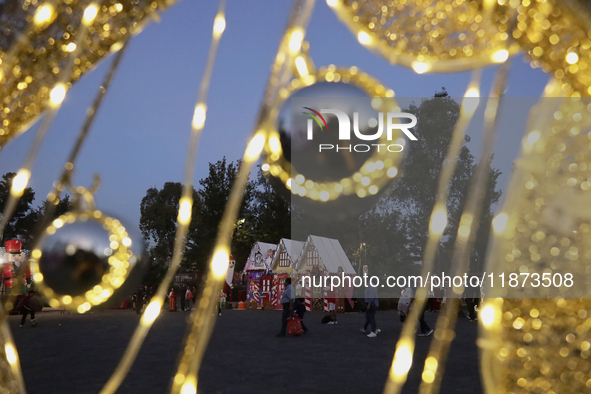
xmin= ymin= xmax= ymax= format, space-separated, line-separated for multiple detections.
xmin=253 ymin=281 xmax=260 ymax=305
xmin=304 ymin=281 xmax=312 ymax=312
xmin=271 ymin=277 xmax=278 ymax=307
xmin=323 ymin=283 xmax=328 ymax=313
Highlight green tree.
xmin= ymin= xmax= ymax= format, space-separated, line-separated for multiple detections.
xmin=251 ymin=168 xmax=291 ymax=245
xmin=19 ymin=194 xmax=73 ymax=248
xmin=0 ymin=172 xmax=36 ymax=244
xmin=139 ymin=182 xmax=200 ymax=270
xmin=196 ymin=158 xmax=254 ymax=272
xmin=374 ymin=91 xmax=502 ymax=274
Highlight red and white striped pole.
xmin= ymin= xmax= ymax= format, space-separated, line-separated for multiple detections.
xmin=253 ymin=281 xmax=260 ymax=306
xmin=304 ymin=281 xmax=312 ymax=312
xmin=323 ymin=282 xmax=328 ymax=313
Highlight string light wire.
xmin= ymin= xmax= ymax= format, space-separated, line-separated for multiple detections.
xmin=383 ymin=68 xmax=485 ymax=394
xmin=99 ymin=2 xmax=228 ymax=393
xmin=418 ymin=61 xmax=510 ymax=394
xmin=170 ymin=2 xmax=315 ymax=393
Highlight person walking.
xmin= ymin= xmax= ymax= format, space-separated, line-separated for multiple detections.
xmin=186 ymin=287 xmax=193 ymax=310
xmin=179 ymin=286 xmax=186 ymax=311
xmin=134 ymin=287 xmax=144 ymax=315
xmin=295 ymin=297 xmax=308 ymax=334
xmin=361 ymin=284 xmax=380 ymax=337
xmin=410 ymin=284 xmax=433 ymax=337
xmin=217 ymin=290 xmax=225 ymax=316
xmin=168 ymin=288 xmax=176 ymax=312
xmin=18 ymin=291 xmax=38 ymax=327
xmin=276 ymin=277 xmax=295 ymax=337
xmin=325 ymin=285 xmax=338 ymax=325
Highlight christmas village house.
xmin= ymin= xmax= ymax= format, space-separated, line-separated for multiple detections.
xmin=243 ymin=242 xmax=277 ymax=309
xmin=270 ymin=238 xmax=305 ymax=310
xmin=294 ymin=235 xmax=356 ymax=312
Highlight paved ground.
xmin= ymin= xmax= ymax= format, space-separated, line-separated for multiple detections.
xmin=9 ymin=309 xmax=481 ymax=394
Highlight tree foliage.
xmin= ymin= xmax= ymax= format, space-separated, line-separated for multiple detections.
xmin=139 ymin=158 xmax=292 ymax=277
xmin=366 ymin=92 xmax=502 ymax=274
xmin=0 ymin=172 xmax=36 ymax=244
xmin=0 ymin=173 xmax=73 ymax=248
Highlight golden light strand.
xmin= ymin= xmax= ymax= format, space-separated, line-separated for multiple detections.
xmin=171 ymin=2 xmax=316 ymax=393
xmin=0 ymin=323 xmax=25 ymax=394
xmin=42 ymin=40 xmax=130 ymax=223
xmin=418 ymin=61 xmax=510 ymax=394
xmin=382 ymin=69 xmax=484 ymax=394
xmin=98 ymin=2 xmax=228 ymax=393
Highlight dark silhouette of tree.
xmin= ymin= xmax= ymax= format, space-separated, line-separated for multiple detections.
xmin=0 ymin=172 xmax=35 ymax=244
xmin=139 ymin=182 xmax=200 ymax=270
xmin=379 ymin=92 xmax=502 ymax=274
xmin=250 ymin=168 xmax=291 ymax=247
xmin=195 ymin=158 xmax=254 ymax=272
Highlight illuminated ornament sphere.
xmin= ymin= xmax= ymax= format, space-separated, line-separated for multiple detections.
xmin=33 ymin=211 xmax=146 ymax=312
xmin=265 ymin=65 xmax=403 ymax=216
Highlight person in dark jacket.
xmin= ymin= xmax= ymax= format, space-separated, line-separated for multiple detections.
xmin=134 ymin=287 xmax=145 ymax=314
xmin=179 ymin=285 xmax=186 ymax=311
xmin=295 ymin=297 xmax=308 ymax=333
xmin=18 ymin=291 xmax=37 ymax=327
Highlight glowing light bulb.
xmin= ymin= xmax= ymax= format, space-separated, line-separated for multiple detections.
xmin=269 ymin=134 xmax=282 ymax=154
xmin=11 ymin=169 xmax=30 ymax=196
xmin=566 ymin=52 xmax=579 ymax=65
xmin=178 ymin=198 xmax=192 ymax=225
xmin=82 ymin=4 xmax=99 ymax=25
xmin=492 ymin=213 xmax=508 ymax=234
xmin=4 ymin=344 xmax=17 ymax=364
xmin=289 ymin=29 xmax=304 ymax=54
xmin=34 ymin=4 xmax=54 ymax=25
xmin=211 ymin=248 xmax=229 ymax=278
xmin=141 ymin=300 xmax=162 ymax=325
xmin=49 ymin=83 xmax=67 ymax=107
xmin=412 ymin=62 xmax=429 ymax=74
xmin=192 ymin=104 xmax=207 ymax=129
xmin=429 ymin=204 xmax=447 ymax=235
xmin=213 ymin=15 xmax=226 ymax=36
xmin=481 ymin=304 xmax=496 ymax=327
xmin=244 ymin=132 xmax=266 ymax=162
xmin=295 ymin=56 xmax=309 ymax=77
xmin=491 ymin=49 xmax=509 ymax=63
xmin=391 ymin=340 xmax=413 ymax=382
xmin=65 ymin=42 xmax=77 ymax=52
xmin=461 ymin=87 xmax=480 ymax=115
xmin=357 ymin=31 xmax=371 ymax=45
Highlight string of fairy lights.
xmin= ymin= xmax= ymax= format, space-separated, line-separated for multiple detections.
xmin=1 ymin=0 xmax=591 ymax=393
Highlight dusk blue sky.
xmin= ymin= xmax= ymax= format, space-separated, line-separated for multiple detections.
xmin=0 ymin=0 xmax=550 ymax=230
